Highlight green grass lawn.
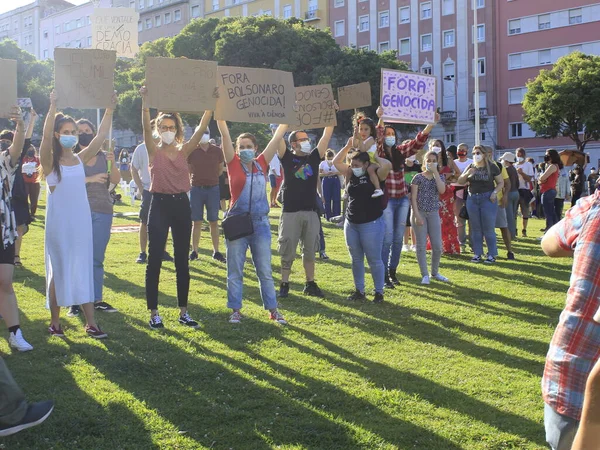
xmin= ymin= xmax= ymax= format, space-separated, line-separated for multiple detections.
xmin=2 ymin=186 xmax=568 ymax=449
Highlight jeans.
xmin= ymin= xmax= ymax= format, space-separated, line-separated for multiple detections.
xmin=554 ymin=198 xmax=565 ymax=221
xmin=382 ymin=196 xmax=410 ymax=271
xmin=146 ymin=193 xmax=192 ymax=311
xmin=322 ymin=176 xmax=341 ymax=220
xmin=544 ymin=403 xmax=579 ymax=450
xmin=0 ymin=357 xmax=27 ymax=426
xmin=466 ymin=191 xmax=498 ymax=258
xmin=319 ymin=219 xmax=326 ymax=252
xmin=506 ymin=191 xmax=520 ymax=239
xmin=542 ymin=189 xmax=558 ymax=231
xmin=226 ymin=216 xmax=277 ymax=311
xmin=91 ymin=211 xmax=113 ymax=302
xmin=412 ymin=209 xmax=442 ymax=278
xmin=344 ymin=217 xmax=385 ymax=294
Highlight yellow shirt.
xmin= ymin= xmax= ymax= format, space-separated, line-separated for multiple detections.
xmin=497 ymin=166 xmax=508 ymax=202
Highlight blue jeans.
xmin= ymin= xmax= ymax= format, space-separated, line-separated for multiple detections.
xmin=319 ymin=220 xmax=325 ymax=252
xmin=466 ymin=191 xmax=498 ymax=257
xmin=226 ymin=216 xmax=277 ymax=311
xmin=506 ymin=191 xmax=520 ymax=239
xmin=544 ymin=403 xmax=578 ymax=450
xmin=542 ymin=189 xmax=558 ymax=231
xmin=344 ymin=217 xmax=385 ymax=294
xmin=322 ymin=176 xmax=341 ymax=220
xmin=91 ymin=211 xmax=113 ymax=302
xmin=190 ymin=185 xmax=220 ymax=222
xmin=382 ymin=196 xmax=410 ymax=271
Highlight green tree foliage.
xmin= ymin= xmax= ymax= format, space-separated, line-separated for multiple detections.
xmin=523 ymin=52 xmax=600 ymax=152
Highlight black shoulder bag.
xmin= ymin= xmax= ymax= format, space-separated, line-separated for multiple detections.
xmin=221 ymin=162 xmax=255 ymax=241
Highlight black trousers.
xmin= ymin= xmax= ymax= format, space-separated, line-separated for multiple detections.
xmin=145 ymin=193 xmax=192 ymax=311
xmin=554 ymin=198 xmax=565 ymax=221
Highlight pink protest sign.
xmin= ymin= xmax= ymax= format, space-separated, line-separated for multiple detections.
xmin=380 ymin=68 xmax=437 ymax=124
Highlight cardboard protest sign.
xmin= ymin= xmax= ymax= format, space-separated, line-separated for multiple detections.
xmin=215 ymin=67 xmax=295 ymax=124
xmin=17 ymin=98 xmax=32 ymax=108
xmin=380 ymin=68 xmax=437 ymax=124
xmin=291 ymin=84 xmax=337 ymax=130
xmin=0 ymin=59 xmax=17 ymax=118
xmin=54 ymin=48 xmax=117 ymax=109
xmin=337 ymin=82 xmax=371 ymax=111
xmin=145 ymin=57 xmax=218 ymax=113
xmin=92 ymin=8 xmax=139 ymax=58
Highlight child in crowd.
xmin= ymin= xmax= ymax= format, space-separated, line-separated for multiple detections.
xmin=352 ymin=112 xmax=384 ymax=198
xmin=411 ymin=150 xmax=449 ymax=285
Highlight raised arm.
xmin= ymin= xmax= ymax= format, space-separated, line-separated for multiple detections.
xmin=7 ymin=108 xmax=25 ymax=166
xmin=217 ymin=120 xmax=235 ymax=164
xmin=25 ymin=108 xmax=37 ymax=140
xmin=332 ymin=138 xmax=353 ymax=177
xmin=40 ymin=91 xmax=58 ymax=176
xmin=79 ymin=92 xmax=117 ymax=164
xmin=139 ymin=85 xmax=157 ymax=161
xmin=317 ymin=126 xmax=334 ymax=159
xmin=262 ymin=124 xmax=289 ymax=164
xmin=182 ymin=110 xmax=213 ymax=157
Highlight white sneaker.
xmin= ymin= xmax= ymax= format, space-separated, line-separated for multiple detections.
xmin=371 ymin=189 xmax=384 ymax=198
xmin=410 ymin=245 xmax=416 ymax=252
xmin=9 ymin=329 xmax=33 ymax=352
xmin=432 ymin=273 xmax=449 ymax=282
xmin=402 ymin=244 xmax=410 ymax=252
xmin=421 ymin=276 xmax=430 ymax=285
xmin=229 ymin=311 xmax=242 ymax=324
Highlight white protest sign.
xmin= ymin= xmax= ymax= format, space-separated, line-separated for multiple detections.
xmin=380 ymin=68 xmax=437 ymax=124
xmin=0 ymin=59 xmax=17 ymax=118
xmin=92 ymin=8 xmax=139 ymax=58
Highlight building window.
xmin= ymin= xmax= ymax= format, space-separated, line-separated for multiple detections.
xmin=174 ymin=9 xmax=181 ymax=21
xmin=76 ymin=18 xmax=82 ymax=28
xmin=475 ymin=24 xmax=485 ymax=42
xmin=379 ymin=41 xmax=389 ymax=52
xmin=476 ymin=0 xmax=484 ymax=7
xmin=55 ymin=25 xmax=60 ymax=34
xmin=334 ymin=20 xmax=345 ymax=37
xmin=420 ymin=34 xmax=432 ymax=52
xmin=283 ymin=5 xmax=292 ymax=18
xmin=538 ymin=14 xmax=550 ymax=30
xmin=138 ymin=21 xmax=142 ymax=31
xmin=155 ymin=15 xmax=162 ymax=26
xmin=148 ymin=0 xmax=153 ymax=6
xmin=421 ymin=2 xmax=432 ymax=20
xmin=379 ymin=11 xmax=389 ymax=28
xmin=43 ymin=49 xmax=48 ymax=59
xmin=399 ymin=6 xmax=410 ymax=24
xmin=213 ymin=0 xmax=219 ymax=10
xmin=421 ymin=65 xmax=432 ymax=75
xmin=87 ymin=16 xmax=91 ymax=25
xmin=508 ymin=19 xmax=520 ymax=35
xmin=191 ymin=6 xmax=199 ymax=18
xmin=399 ymin=38 xmax=410 ymax=55
xmin=65 ymin=21 xmax=71 ymax=31
xmin=510 ymin=123 xmax=523 ymax=138
xmin=130 ymin=0 xmax=135 ymax=7
xmin=358 ymin=15 xmax=369 ymax=32
xmin=442 ymin=0 xmax=453 ymax=15
xmin=539 ymin=49 xmax=551 ymax=65
xmin=569 ymin=44 xmax=582 ymax=53
xmin=334 ymin=0 xmax=344 ymax=7
xmin=264 ymin=10 xmax=272 ymax=16
xmin=165 ymin=12 xmax=171 ymax=24
xmin=444 ymin=133 xmax=455 ymax=144
xmin=43 ymin=30 xmax=48 ymax=38
xmin=139 ymin=0 xmax=144 ymax=9
xmin=145 ymin=18 xmax=152 ymax=29
xmin=475 ymin=57 xmax=485 ymax=76
xmin=509 ymin=53 xmax=521 ymax=69
xmin=360 ymin=45 xmax=369 ymax=51
xmin=481 ymin=131 xmax=486 ymax=141
xmin=443 ymin=30 xmax=455 ymax=48
xmin=569 ymin=8 xmax=583 ymax=25
xmin=508 ymin=87 xmax=527 ymax=105
xmin=87 ymin=36 xmax=92 ymax=46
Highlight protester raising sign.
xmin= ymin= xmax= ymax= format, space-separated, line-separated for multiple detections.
xmin=291 ymin=84 xmax=337 ymax=130
xmin=92 ymin=8 xmax=140 ymax=58
xmin=145 ymin=57 xmax=218 ymax=113
xmin=54 ymin=48 xmax=117 ymax=109
xmin=0 ymin=59 xmax=17 ymax=118
xmin=337 ymin=82 xmax=372 ymax=111
xmin=215 ymin=67 xmax=295 ymax=124
xmin=380 ymin=68 xmax=437 ymax=124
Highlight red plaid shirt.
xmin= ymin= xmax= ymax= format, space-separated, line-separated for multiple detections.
xmin=377 ymin=127 xmax=429 ymax=198
xmin=542 ymin=190 xmax=600 ymax=420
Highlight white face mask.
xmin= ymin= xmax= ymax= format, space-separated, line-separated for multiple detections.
xmin=352 ymin=167 xmax=365 ymax=177
xmin=473 ymin=154 xmax=483 ymax=163
xmin=161 ymin=131 xmax=176 ymax=145
xmin=517 ymin=156 xmax=524 ymax=163
xmin=432 ymin=146 xmax=442 ymax=154
xmin=299 ymin=141 xmax=312 ymax=153
xmin=502 ymin=161 xmax=509 ymax=168
xmin=200 ymin=133 xmax=210 ymax=144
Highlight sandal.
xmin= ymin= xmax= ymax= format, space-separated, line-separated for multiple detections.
xmin=14 ymin=256 xmax=22 ymax=267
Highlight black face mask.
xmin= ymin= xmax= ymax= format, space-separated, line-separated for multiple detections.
xmin=544 ymin=155 xmax=550 ymax=162
xmin=78 ymin=133 xmax=94 ymax=147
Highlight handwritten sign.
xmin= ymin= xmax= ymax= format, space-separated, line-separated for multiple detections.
xmin=337 ymin=82 xmax=372 ymax=111
xmin=54 ymin=48 xmax=116 ymax=109
xmin=291 ymin=84 xmax=337 ymax=130
xmin=215 ymin=66 xmax=295 ymax=124
xmin=92 ymin=8 xmax=139 ymax=58
xmin=380 ymin=68 xmax=437 ymax=124
xmin=0 ymin=59 xmax=17 ymax=118
xmin=145 ymin=57 xmax=218 ymax=113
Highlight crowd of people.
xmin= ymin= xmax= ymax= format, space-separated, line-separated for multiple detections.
xmin=0 ymin=88 xmax=598 ymax=445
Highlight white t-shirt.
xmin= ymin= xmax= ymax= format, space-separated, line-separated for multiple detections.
xmin=269 ymin=156 xmax=281 ymax=177
xmin=515 ymin=161 xmax=534 ymax=190
xmin=454 ymin=158 xmax=473 ymax=175
xmin=319 ymin=160 xmax=339 ymax=176
xmin=131 ymin=143 xmax=151 ymax=191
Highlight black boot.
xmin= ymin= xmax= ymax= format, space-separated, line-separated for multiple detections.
xmin=388 ymin=268 xmax=399 ymax=285
xmin=384 ymin=271 xmax=395 ymax=289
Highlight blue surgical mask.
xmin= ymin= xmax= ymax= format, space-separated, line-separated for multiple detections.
xmin=352 ymin=167 xmax=365 ymax=177
xmin=59 ymin=135 xmax=78 ymax=149
xmin=385 ymin=136 xmax=396 ymax=147
xmin=239 ymin=149 xmax=255 ymax=163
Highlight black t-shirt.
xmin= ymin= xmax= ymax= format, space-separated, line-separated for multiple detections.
xmin=280 ymin=148 xmax=321 ymax=213
xmin=346 ymin=172 xmax=384 ymax=224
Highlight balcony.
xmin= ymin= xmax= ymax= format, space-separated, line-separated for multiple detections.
xmin=440 ymin=111 xmax=456 ymax=123
xmin=469 ymin=108 xmax=488 ymax=121
xmin=304 ymin=9 xmax=320 ymax=21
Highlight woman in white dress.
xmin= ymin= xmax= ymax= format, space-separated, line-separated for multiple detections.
xmin=40 ymin=90 xmax=114 ymax=338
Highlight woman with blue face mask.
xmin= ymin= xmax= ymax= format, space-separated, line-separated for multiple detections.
xmin=216 ymin=120 xmax=289 ymax=325
xmin=39 ymin=90 xmax=115 ymax=339
xmin=333 ymin=133 xmax=392 ymax=303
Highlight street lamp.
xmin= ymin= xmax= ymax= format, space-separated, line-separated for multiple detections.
xmin=443 ymin=75 xmax=460 ymax=144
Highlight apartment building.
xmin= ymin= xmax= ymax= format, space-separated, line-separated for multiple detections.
xmin=495 ymin=1 xmax=600 ymax=162
xmin=0 ymin=0 xmax=73 ymax=58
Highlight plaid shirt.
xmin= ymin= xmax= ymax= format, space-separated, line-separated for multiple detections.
xmin=377 ymin=127 xmax=429 ymax=198
xmin=542 ymin=190 xmax=600 ymax=420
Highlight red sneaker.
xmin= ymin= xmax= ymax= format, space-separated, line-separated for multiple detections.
xmin=85 ymin=325 xmax=108 ymax=339
xmin=48 ymin=325 xmax=65 ymax=337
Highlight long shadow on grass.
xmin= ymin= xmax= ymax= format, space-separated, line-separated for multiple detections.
xmin=13 ymin=265 xmax=47 ymax=297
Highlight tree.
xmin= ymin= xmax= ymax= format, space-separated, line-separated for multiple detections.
xmin=523 ymin=52 xmax=600 ymax=152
